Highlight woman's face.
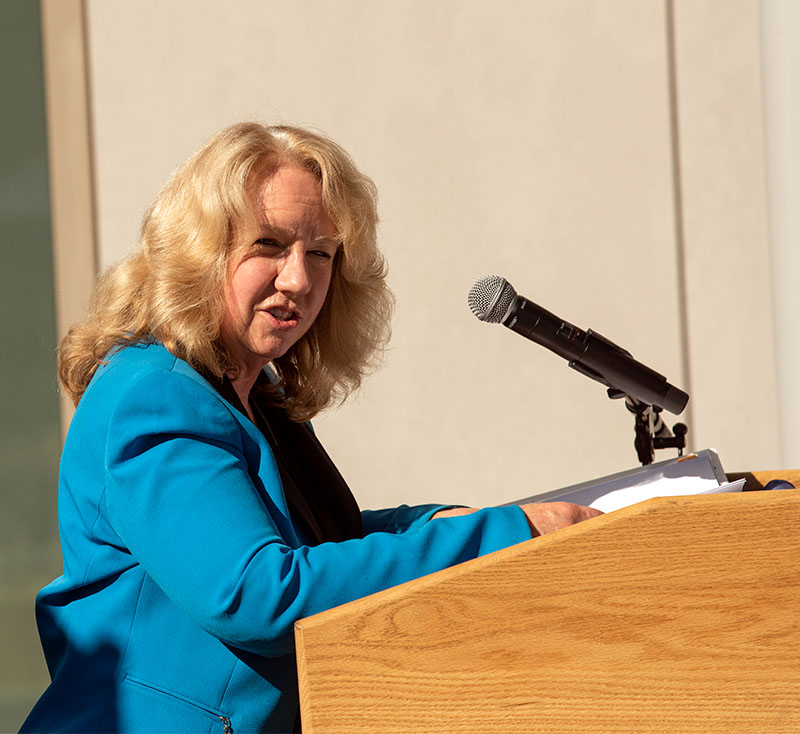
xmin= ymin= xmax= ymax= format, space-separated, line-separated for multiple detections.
xmin=221 ymin=164 xmax=339 ymax=376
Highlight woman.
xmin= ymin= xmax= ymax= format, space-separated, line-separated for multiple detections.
xmin=23 ymin=122 xmax=599 ymax=733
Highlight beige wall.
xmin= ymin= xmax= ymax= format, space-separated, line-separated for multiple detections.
xmin=40 ymin=0 xmax=98 ymax=439
xmin=50 ymin=0 xmax=785 ymax=511
xmin=671 ymin=0 xmax=779 ymax=472
xmin=761 ymin=0 xmax=800 ymax=468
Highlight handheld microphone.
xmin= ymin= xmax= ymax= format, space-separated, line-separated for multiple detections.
xmin=467 ymin=275 xmax=689 ymax=415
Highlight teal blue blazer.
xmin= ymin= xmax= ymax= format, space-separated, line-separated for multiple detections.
xmin=22 ymin=343 xmax=531 ymax=733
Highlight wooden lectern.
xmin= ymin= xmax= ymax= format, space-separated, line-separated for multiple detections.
xmin=295 ymin=475 xmax=800 ymax=733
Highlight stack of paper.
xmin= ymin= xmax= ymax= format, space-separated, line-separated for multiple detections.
xmin=510 ymin=449 xmax=744 ymax=513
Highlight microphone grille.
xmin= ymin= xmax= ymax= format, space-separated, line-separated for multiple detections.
xmin=467 ymin=275 xmax=517 ymax=323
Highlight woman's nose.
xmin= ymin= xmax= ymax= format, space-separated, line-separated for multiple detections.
xmin=275 ymin=247 xmax=312 ymax=296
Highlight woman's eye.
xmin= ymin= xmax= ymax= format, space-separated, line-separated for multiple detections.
xmin=254 ymin=238 xmax=281 ymax=249
xmin=309 ymin=249 xmax=333 ymax=260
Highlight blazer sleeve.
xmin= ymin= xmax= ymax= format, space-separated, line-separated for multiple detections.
xmin=360 ymin=504 xmax=445 ymax=534
xmin=104 ymin=367 xmax=532 ymax=659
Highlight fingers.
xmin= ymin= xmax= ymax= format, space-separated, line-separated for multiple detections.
xmin=519 ymin=501 xmax=602 ymax=537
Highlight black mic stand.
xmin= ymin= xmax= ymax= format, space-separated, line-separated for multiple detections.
xmin=607 ymin=389 xmax=688 ymax=465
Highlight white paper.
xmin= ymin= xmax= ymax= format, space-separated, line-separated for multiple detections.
xmin=507 ymin=449 xmax=743 ymax=513
xmin=587 ymin=477 xmax=745 ymax=513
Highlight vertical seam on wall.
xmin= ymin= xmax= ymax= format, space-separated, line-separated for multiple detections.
xmin=665 ymin=0 xmax=695 ymax=435
xmin=80 ymin=0 xmax=100 ymax=273
xmin=40 ymin=0 xmax=99 ymax=439
xmin=757 ymin=2 xmax=789 ymax=466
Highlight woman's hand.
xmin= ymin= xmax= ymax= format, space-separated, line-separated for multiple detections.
xmin=430 ymin=507 xmax=480 ymax=520
xmin=518 ymin=502 xmax=603 ymax=536
xmin=432 ymin=502 xmax=602 ymax=536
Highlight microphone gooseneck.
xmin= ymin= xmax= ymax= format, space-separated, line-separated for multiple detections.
xmin=467 ymin=275 xmax=689 ymax=415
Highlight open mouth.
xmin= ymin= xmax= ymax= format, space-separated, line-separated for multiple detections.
xmin=267 ymin=307 xmax=296 ymax=322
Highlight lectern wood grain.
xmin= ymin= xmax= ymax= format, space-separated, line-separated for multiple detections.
xmin=295 ymin=489 xmax=800 ymax=733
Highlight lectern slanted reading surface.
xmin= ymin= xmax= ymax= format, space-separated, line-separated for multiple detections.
xmin=295 ymin=488 xmax=800 ymax=733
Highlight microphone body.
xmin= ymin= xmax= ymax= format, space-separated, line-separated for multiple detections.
xmin=468 ymin=276 xmax=689 ymax=415
xmin=505 ymin=295 xmax=687 ymax=414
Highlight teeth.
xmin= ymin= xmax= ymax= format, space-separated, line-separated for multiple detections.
xmin=268 ymin=308 xmax=293 ymax=321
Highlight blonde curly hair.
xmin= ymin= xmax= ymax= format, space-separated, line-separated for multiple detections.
xmin=59 ymin=122 xmax=393 ymax=421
